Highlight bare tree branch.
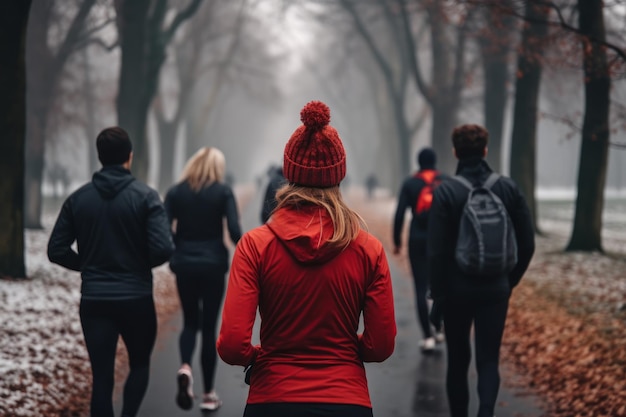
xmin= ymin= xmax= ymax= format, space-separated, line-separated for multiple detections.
xmin=339 ymin=0 xmax=396 ymax=96
xmin=469 ymin=0 xmax=626 ymax=63
xmin=78 ymin=37 xmax=119 ymax=52
xmin=163 ymin=0 xmax=206 ymax=45
xmin=398 ymin=0 xmax=433 ymax=104
xmin=54 ymin=0 xmax=98 ymax=72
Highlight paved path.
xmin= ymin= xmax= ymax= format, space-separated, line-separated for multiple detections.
xmin=117 ymin=185 xmax=546 ymax=417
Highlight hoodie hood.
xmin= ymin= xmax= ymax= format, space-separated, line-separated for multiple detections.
xmin=456 ymin=156 xmax=493 ymax=186
xmin=92 ymin=165 xmax=135 ymax=200
xmin=267 ymin=206 xmax=342 ymax=265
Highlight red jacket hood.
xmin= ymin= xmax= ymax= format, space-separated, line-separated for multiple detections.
xmin=267 ymin=206 xmax=341 ymax=265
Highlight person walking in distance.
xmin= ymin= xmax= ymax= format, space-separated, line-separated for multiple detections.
xmin=393 ymin=147 xmax=445 ymax=353
xmin=427 ymin=124 xmax=535 ymax=417
xmin=217 ymin=101 xmax=396 ymax=417
xmin=260 ymin=164 xmax=286 ymax=224
xmin=164 ymin=147 xmax=242 ymax=411
xmin=47 ymin=127 xmax=175 ymax=417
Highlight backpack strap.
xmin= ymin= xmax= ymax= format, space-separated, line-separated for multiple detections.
xmin=482 ymin=172 xmax=501 ymax=190
xmin=452 ymin=173 xmax=500 ymax=190
xmin=452 ymin=175 xmax=473 ymax=190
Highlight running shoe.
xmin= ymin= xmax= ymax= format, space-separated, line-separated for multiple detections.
xmin=176 ymin=367 xmax=194 ymax=410
xmin=200 ymin=391 xmax=222 ymax=411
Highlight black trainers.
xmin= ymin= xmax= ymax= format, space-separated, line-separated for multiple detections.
xmin=176 ymin=368 xmax=194 ymax=410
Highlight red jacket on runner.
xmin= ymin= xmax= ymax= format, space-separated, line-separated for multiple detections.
xmin=217 ymin=205 xmax=396 ymax=408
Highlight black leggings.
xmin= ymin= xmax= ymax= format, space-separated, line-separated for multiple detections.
xmin=243 ymin=402 xmax=374 ymax=417
xmin=176 ymin=269 xmax=226 ymax=393
xmin=408 ymin=239 xmax=437 ymax=339
xmin=443 ymin=296 xmax=509 ymax=417
xmin=79 ymin=296 xmax=157 ymax=417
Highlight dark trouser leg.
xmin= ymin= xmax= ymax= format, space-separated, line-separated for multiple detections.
xmin=176 ymin=274 xmax=201 ymax=365
xmin=200 ymin=270 xmax=226 ymax=393
xmin=79 ymin=299 xmax=119 ymax=417
xmin=444 ymin=303 xmax=474 ymax=417
xmin=119 ymin=296 xmax=157 ymax=417
xmin=408 ymin=239 xmax=432 ymax=338
xmin=474 ymin=297 xmax=509 ymax=417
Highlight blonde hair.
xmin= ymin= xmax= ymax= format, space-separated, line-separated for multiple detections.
xmin=180 ymin=147 xmax=226 ymax=191
xmin=274 ymin=184 xmax=366 ymax=251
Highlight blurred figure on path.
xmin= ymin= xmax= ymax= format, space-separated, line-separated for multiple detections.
xmin=260 ymin=164 xmax=286 ymax=224
xmin=365 ymin=174 xmax=378 ymax=200
xmin=48 ymin=127 xmax=174 ymax=417
xmin=164 ymin=147 xmax=242 ymax=412
xmin=427 ymin=124 xmax=535 ymax=417
xmin=217 ymin=101 xmax=396 ymax=417
xmin=392 ymin=147 xmax=445 ymax=352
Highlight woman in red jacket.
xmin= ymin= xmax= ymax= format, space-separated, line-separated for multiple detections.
xmin=217 ymin=101 xmax=397 ymax=417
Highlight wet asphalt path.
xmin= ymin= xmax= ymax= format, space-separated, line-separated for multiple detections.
xmin=117 ymin=185 xmax=545 ymax=417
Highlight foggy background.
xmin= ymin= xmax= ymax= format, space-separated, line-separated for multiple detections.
xmin=34 ymin=1 xmax=626 ymax=199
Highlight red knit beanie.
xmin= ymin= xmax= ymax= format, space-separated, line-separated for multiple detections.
xmin=283 ymin=101 xmax=346 ymax=187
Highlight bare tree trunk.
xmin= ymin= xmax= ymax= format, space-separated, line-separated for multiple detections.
xmin=509 ymin=1 xmax=550 ymax=233
xmin=156 ymin=114 xmax=179 ymax=194
xmin=116 ymin=0 xmax=152 ymax=181
xmin=566 ymin=0 xmax=611 ymax=252
xmin=480 ymin=4 xmax=514 ymax=173
xmin=430 ymin=97 xmax=458 ymax=174
xmin=116 ymin=0 xmax=204 ymax=182
xmin=0 ymin=0 xmax=31 ymax=278
xmin=24 ymin=0 xmax=97 ymax=228
xmin=82 ymin=47 xmax=99 ymax=176
xmin=24 ymin=113 xmax=48 ymax=229
xmin=24 ymin=2 xmax=53 ymax=229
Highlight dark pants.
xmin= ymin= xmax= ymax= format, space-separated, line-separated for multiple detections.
xmin=243 ymin=402 xmax=374 ymax=417
xmin=444 ymin=296 xmax=509 ymax=417
xmin=408 ymin=239 xmax=437 ymax=339
xmin=80 ymin=296 xmax=157 ymax=417
xmin=176 ymin=268 xmax=226 ymax=393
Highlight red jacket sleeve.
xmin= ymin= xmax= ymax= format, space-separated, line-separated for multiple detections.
xmin=217 ymin=233 xmax=260 ymax=366
xmin=358 ymin=244 xmax=396 ymax=362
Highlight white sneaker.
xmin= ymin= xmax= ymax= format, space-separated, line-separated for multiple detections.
xmin=420 ymin=337 xmax=436 ymax=352
xmin=176 ymin=367 xmax=194 ymax=410
xmin=200 ymin=390 xmax=222 ymax=411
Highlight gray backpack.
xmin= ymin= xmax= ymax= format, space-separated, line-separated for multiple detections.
xmin=452 ymin=173 xmax=518 ymax=277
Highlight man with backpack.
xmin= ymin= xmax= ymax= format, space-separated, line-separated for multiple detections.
xmin=393 ymin=147 xmax=445 ymax=352
xmin=427 ymin=124 xmax=535 ymax=417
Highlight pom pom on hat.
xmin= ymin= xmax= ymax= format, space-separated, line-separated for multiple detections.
xmin=283 ymin=101 xmax=346 ymax=188
xmin=300 ymin=101 xmax=331 ymax=130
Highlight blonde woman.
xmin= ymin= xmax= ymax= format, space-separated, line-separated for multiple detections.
xmin=217 ymin=101 xmax=396 ymax=417
xmin=164 ymin=147 xmax=242 ymax=411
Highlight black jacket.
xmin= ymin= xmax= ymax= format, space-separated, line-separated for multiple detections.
xmin=427 ymin=157 xmax=535 ymax=301
xmin=393 ymin=169 xmax=446 ymax=247
xmin=164 ymin=180 xmax=242 ymax=275
xmin=47 ymin=165 xmax=175 ymax=300
xmin=260 ymin=169 xmax=286 ymax=224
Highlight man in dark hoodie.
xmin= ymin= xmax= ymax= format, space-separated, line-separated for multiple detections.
xmin=427 ymin=124 xmax=535 ymax=417
xmin=48 ymin=127 xmax=174 ymax=417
